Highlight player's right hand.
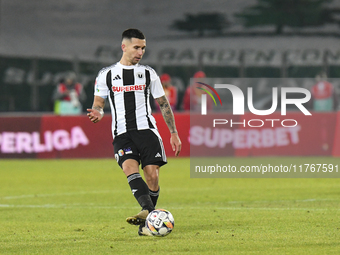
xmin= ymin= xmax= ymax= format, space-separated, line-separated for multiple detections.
xmin=170 ymin=133 xmax=182 ymax=157
xmin=87 ymin=108 xmax=102 ymax=123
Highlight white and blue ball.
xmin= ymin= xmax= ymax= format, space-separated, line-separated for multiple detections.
xmin=146 ymin=209 xmax=174 ymax=237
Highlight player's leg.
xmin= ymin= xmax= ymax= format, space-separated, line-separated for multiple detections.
xmin=123 ymin=159 xmax=155 ymax=225
xmin=138 ymin=129 xmax=167 ymax=208
xmin=143 ymin=165 xmax=160 ymax=208
xmin=136 ymin=164 xmax=160 ymax=237
xmin=113 ymin=133 xmax=154 ymax=225
xmin=132 ymin=129 xmax=167 ymax=235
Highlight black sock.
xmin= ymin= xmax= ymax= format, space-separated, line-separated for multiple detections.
xmin=149 ymin=187 xmax=160 ymax=208
xmin=127 ymin=173 xmax=154 ymax=212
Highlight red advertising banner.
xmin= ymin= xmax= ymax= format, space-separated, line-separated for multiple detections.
xmin=0 ymin=112 xmax=339 ymax=158
xmin=190 ymin=113 xmax=237 ymax=156
xmin=190 ymin=112 xmax=339 ymax=157
xmin=235 ymin=112 xmax=337 ymax=157
xmin=38 ymin=115 xmax=114 ymax=159
xmin=0 ymin=113 xmax=190 ymax=159
xmin=0 ymin=117 xmax=41 ymax=158
xmin=332 ymin=111 xmax=340 ymax=157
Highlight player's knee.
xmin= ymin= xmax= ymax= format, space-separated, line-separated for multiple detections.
xmin=144 ymin=172 xmax=158 ymax=188
xmin=149 ymin=172 xmax=159 ymax=182
xmin=122 ymin=160 xmax=139 ymax=176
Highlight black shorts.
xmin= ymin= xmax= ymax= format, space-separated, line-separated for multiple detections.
xmin=113 ymin=129 xmax=167 ymax=169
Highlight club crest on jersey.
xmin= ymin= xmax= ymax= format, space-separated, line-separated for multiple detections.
xmin=137 ymin=72 xmax=144 ymax=79
xmin=111 ymin=85 xmax=146 ymax=92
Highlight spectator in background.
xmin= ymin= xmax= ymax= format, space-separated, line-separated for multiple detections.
xmin=155 ymin=73 xmax=177 ymax=112
xmin=310 ymin=72 xmax=338 ymax=112
xmin=182 ymin=71 xmax=212 ymax=111
xmin=53 ymin=72 xmax=86 ymax=115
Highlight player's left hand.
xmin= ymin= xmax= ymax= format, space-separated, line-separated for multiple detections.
xmin=170 ymin=133 xmax=182 ymax=157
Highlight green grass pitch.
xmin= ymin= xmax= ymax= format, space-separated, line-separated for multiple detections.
xmin=0 ymin=157 xmax=339 ymax=254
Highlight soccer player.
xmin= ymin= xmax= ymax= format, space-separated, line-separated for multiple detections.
xmin=87 ymin=28 xmax=182 ymax=236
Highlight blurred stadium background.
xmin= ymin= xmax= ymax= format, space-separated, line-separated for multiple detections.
xmin=1 ymin=3 xmax=340 ymax=253
xmin=1 ymin=0 xmax=340 ymax=112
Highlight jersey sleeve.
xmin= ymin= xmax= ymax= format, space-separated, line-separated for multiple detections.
xmin=149 ymin=69 xmax=165 ymax=99
xmin=94 ymin=70 xmax=109 ymax=98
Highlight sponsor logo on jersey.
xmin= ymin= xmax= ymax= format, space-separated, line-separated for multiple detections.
xmin=155 ymin=152 xmax=162 ymax=158
xmin=111 ymin=84 xmax=146 ymax=93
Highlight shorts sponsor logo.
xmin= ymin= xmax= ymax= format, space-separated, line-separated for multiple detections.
xmin=118 ymin=149 xmax=124 ymax=156
xmin=124 ymin=147 xmax=133 ymax=154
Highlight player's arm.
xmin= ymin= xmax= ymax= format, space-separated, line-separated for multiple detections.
xmin=155 ymin=95 xmax=182 ymax=156
xmin=87 ymin=96 xmax=105 ymax=123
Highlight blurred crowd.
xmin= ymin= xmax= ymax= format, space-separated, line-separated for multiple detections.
xmin=52 ymin=70 xmax=214 ymax=115
xmin=52 ymin=70 xmax=339 ymax=115
xmin=310 ymin=71 xmax=338 ymax=112
xmin=52 ymin=72 xmax=86 ymax=115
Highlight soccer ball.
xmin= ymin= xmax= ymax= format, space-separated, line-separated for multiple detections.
xmin=146 ymin=209 xmax=174 ymax=237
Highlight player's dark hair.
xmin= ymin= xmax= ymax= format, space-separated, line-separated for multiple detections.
xmin=122 ymin=28 xmax=145 ymax=40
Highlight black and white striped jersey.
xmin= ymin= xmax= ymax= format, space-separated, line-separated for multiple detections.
xmin=94 ymin=62 xmax=165 ymax=138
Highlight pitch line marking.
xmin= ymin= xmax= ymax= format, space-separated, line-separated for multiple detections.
xmin=1 ymin=191 xmax=338 ymax=206
xmin=222 ymin=198 xmax=338 ymax=204
xmin=0 ymin=204 xmax=339 ymax=211
xmin=0 ymin=190 xmax=116 ymax=200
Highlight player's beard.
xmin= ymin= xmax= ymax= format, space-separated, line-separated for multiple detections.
xmin=132 ymin=57 xmax=142 ymax=65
